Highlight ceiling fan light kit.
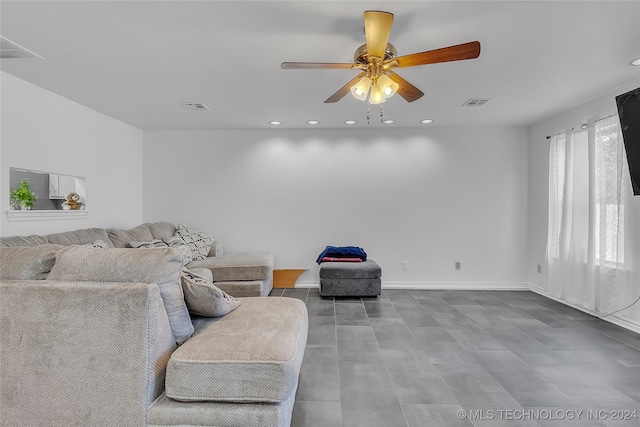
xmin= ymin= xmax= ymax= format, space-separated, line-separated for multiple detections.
xmin=350 ymin=76 xmax=371 ymax=101
xmin=281 ymin=10 xmax=481 ymax=123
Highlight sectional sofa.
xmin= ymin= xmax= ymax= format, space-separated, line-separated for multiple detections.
xmin=0 ymin=221 xmax=274 ymax=297
xmin=0 ymin=222 xmax=308 ymax=426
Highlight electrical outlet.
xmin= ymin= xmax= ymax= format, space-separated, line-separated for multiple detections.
xmin=402 ymin=261 xmax=409 ymax=270
xmin=455 ymin=262 xmax=461 ymax=270
xmin=537 ymin=264 xmax=542 ymax=274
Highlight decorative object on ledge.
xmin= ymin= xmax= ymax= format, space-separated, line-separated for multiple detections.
xmin=6 ymin=210 xmax=88 ymax=221
xmin=61 ymin=192 xmax=84 ymax=210
xmin=273 ymin=269 xmax=307 ymax=289
xmin=9 ymin=178 xmax=38 ymax=210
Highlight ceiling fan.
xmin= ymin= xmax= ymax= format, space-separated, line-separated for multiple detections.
xmin=281 ymin=10 xmax=481 ymax=105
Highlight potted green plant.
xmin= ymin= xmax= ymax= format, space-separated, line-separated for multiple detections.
xmin=10 ymin=178 xmax=39 ymax=210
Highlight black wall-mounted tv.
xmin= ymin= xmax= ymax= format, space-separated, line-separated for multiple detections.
xmin=616 ymin=87 xmax=640 ymax=196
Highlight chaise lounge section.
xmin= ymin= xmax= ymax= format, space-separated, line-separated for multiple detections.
xmin=0 ymin=224 xmax=307 ymax=426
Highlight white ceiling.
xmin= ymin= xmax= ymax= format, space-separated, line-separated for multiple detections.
xmin=1 ymin=1 xmax=639 ymax=130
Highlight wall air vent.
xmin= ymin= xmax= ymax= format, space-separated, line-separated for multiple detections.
xmin=180 ymin=102 xmax=210 ymax=111
xmin=0 ymin=36 xmax=43 ymax=59
xmin=462 ymin=98 xmax=490 ymax=107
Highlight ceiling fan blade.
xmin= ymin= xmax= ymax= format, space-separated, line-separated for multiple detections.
xmin=386 ymin=71 xmax=424 ymax=102
xmin=324 ymin=71 xmax=367 ymax=103
xmin=364 ymin=10 xmax=394 ymax=59
xmin=394 ymin=41 xmax=481 ymax=68
xmin=281 ymin=62 xmax=357 ymax=69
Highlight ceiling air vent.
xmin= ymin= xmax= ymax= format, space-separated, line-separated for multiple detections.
xmin=180 ymin=102 xmax=210 ymax=111
xmin=462 ymin=98 xmax=490 ymax=107
xmin=0 ymin=36 xmax=43 ymax=59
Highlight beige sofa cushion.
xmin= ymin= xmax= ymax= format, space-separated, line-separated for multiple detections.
xmin=180 ymin=270 xmax=240 ymax=317
xmin=130 ymin=237 xmax=193 ymax=265
xmin=47 ymin=245 xmax=194 ymax=344
xmin=147 ymin=221 xmax=178 ymax=240
xmin=0 ymin=244 xmax=62 ymax=280
xmin=45 ymin=228 xmax=114 ymax=247
xmin=148 ymin=392 xmax=295 ymax=427
xmin=107 ymin=224 xmax=154 ymax=248
xmin=187 ymin=253 xmax=273 ymax=281
xmin=165 ymin=297 xmax=308 ymax=403
xmin=215 ymin=279 xmax=271 ymax=298
xmin=0 ymin=234 xmax=48 ymax=247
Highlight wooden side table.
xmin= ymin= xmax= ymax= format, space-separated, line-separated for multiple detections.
xmin=273 ymin=269 xmax=306 ymax=288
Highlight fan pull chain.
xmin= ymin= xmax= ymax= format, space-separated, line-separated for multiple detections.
xmin=380 ymin=105 xmax=384 ymax=123
xmin=366 ymin=105 xmax=371 ymax=125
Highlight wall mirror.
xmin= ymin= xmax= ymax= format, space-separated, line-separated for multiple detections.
xmin=9 ymin=167 xmax=86 ymax=211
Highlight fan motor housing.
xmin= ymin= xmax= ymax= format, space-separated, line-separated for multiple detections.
xmin=354 ymin=43 xmax=397 ymax=64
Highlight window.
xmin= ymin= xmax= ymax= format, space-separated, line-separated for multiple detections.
xmin=594 ymin=116 xmax=627 ymax=265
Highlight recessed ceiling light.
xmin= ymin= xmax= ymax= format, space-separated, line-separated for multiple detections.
xmin=420 ymin=119 xmax=433 ymax=124
xmin=181 ymin=102 xmax=209 ymax=111
xmin=344 ymin=120 xmax=357 ymax=125
xmin=306 ymin=120 xmax=319 ymax=125
xmin=462 ymin=98 xmax=490 ymax=107
xmin=631 ymin=57 xmax=640 ymax=66
xmin=382 ymin=119 xmax=395 ymax=124
xmin=269 ymin=121 xmax=282 ymax=126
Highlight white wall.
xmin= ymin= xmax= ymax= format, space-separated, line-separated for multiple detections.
xmin=527 ymin=79 xmax=640 ymax=327
xmin=144 ymin=127 xmax=528 ymax=287
xmin=1 ymin=72 xmax=144 ymax=236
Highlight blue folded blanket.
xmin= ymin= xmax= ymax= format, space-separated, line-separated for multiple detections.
xmin=316 ymin=246 xmax=367 ymax=264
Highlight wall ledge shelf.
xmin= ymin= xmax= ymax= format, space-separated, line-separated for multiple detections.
xmin=6 ymin=210 xmax=88 ymax=221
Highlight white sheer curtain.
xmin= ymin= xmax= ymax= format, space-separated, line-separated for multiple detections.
xmin=546 ymin=132 xmax=566 ymax=299
xmin=546 ymin=131 xmax=589 ymax=304
xmin=547 ymin=116 xmax=640 ymax=322
xmin=588 ymin=116 xmax=635 ymax=316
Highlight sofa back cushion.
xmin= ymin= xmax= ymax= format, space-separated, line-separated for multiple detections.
xmin=0 ymin=244 xmax=62 ymax=280
xmin=107 ymin=224 xmax=154 ymax=248
xmin=45 ymin=228 xmax=114 ymax=247
xmin=147 ymin=222 xmax=178 ymax=240
xmin=130 ymin=237 xmax=193 ymax=265
xmin=47 ymin=245 xmax=194 ymax=344
xmin=0 ymin=234 xmax=49 ymax=247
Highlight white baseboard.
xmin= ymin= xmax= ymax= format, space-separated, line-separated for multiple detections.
xmin=528 ymin=285 xmax=640 ymax=335
xmin=382 ymin=281 xmax=530 ymax=290
xmin=295 ymin=281 xmax=529 ymax=291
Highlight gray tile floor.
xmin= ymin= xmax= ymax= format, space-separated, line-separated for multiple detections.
xmin=269 ymin=288 xmax=640 ymax=427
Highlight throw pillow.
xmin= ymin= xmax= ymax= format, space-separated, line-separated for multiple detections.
xmin=85 ymin=239 xmax=109 ymax=249
xmin=130 ymin=237 xmax=193 ymax=265
xmin=174 ymin=224 xmax=215 ymax=261
xmin=0 ymin=244 xmax=62 ymax=280
xmin=47 ymin=245 xmax=194 ymax=345
xmin=180 ymin=269 xmax=240 ymax=317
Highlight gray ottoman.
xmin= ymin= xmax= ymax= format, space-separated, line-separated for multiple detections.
xmin=319 ymin=260 xmax=382 ymax=297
